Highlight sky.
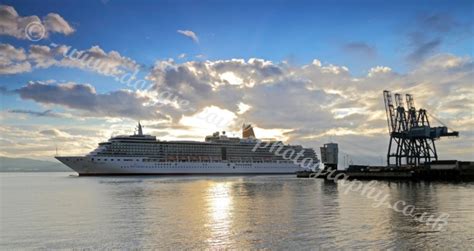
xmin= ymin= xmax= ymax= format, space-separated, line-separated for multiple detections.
xmin=0 ymin=0 xmax=473 ymax=164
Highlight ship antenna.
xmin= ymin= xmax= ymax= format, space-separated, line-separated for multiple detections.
xmin=138 ymin=121 xmax=143 ymax=136
xmin=54 ymin=136 xmax=58 ymax=156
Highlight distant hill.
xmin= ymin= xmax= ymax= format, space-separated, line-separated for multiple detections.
xmin=0 ymin=157 xmax=70 ymax=172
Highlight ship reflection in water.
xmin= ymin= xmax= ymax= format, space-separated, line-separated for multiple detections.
xmin=1 ymin=173 xmax=474 ymax=249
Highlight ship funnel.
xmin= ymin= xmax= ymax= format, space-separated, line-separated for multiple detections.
xmin=242 ymin=124 xmax=256 ymax=139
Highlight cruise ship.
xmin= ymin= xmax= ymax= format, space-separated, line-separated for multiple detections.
xmin=56 ymin=123 xmax=319 ymax=175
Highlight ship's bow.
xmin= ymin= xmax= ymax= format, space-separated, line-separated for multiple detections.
xmin=55 ymin=156 xmax=88 ymax=174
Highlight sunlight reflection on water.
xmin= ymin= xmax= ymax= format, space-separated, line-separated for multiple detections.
xmin=206 ymin=182 xmax=233 ymax=247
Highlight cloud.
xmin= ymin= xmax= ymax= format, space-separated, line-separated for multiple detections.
xmin=0 ymin=43 xmax=139 ymax=76
xmin=0 ymin=43 xmax=31 ymax=74
xmin=8 ymin=109 xmax=66 ymax=118
xmin=144 ymin=54 xmax=472 ymax=161
xmin=6 ymin=54 xmax=474 ymax=162
xmin=0 ymin=5 xmax=74 ymax=39
xmin=342 ymin=42 xmax=377 ymax=58
xmin=407 ymin=35 xmax=442 ymax=63
xmin=368 ymin=66 xmax=392 ymax=77
xmin=56 ymin=45 xmax=140 ymax=75
xmin=405 ymin=12 xmax=468 ymax=63
xmin=0 ymin=124 xmax=104 ymax=159
xmin=43 ymin=13 xmax=74 ymax=35
xmin=417 ymin=13 xmax=458 ymax=33
xmin=28 ymin=44 xmax=69 ymax=68
xmin=39 ymin=128 xmax=71 ymax=138
xmin=177 ymin=30 xmax=199 ymax=43
xmin=14 ymin=81 xmax=164 ymax=120
xmin=146 ymin=58 xmax=285 ymax=120
xmin=0 ymin=86 xmax=12 ymax=95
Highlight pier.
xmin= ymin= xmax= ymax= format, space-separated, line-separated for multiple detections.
xmin=297 ymin=161 xmax=474 ymax=181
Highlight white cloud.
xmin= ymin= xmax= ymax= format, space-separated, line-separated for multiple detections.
xmin=0 ymin=125 xmax=100 ymax=159
xmin=177 ymin=29 xmax=199 ymax=43
xmin=179 ymin=105 xmax=237 ymax=133
xmin=39 ymin=128 xmax=72 ymax=138
xmin=237 ymin=102 xmax=251 ymax=114
xmin=143 ymin=54 xmax=472 ymax=161
xmin=57 ymin=45 xmax=140 ymax=76
xmin=28 ymin=44 xmax=67 ymax=68
xmin=5 ymin=53 xmax=473 ymax=162
xmin=0 ymin=5 xmax=74 ymax=39
xmin=220 ymin=71 xmax=243 ymax=85
xmin=0 ymin=43 xmax=140 ymax=76
xmin=368 ymin=66 xmax=392 ymax=77
xmin=43 ymin=13 xmax=74 ymax=35
xmin=0 ymin=43 xmax=31 ymax=74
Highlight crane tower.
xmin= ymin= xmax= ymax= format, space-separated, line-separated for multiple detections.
xmin=383 ymin=90 xmax=459 ymax=167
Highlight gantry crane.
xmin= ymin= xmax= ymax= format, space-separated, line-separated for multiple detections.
xmin=383 ymin=90 xmax=459 ymax=167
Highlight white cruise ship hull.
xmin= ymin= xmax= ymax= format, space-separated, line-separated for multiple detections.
xmin=56 ymin=156 xmax=304 ymax=175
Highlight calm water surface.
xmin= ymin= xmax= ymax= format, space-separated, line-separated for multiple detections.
xmin=1 ymin=172 xmax=473 ymax=249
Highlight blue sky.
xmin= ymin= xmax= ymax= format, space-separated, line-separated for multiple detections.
xmin=0 ymin=0 xmax=473 ymax=161
xmin=4 ymin=0 xmax=473 ymax=74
